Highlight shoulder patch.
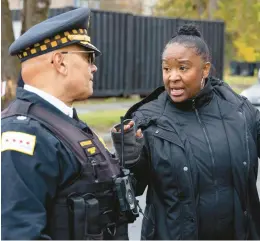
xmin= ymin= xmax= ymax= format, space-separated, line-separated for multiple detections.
xmin=16 ymin=116 xmax=27 ymax=120
xmin=1 ymin=131 xmax=36 ymax=155
xmin=11 ymin=115 xmax=31 ymax=124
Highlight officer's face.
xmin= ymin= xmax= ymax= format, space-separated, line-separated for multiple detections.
xmin=162 ymin=43 xmax=210 ymax=103
xmin=64 ymin=46 xmax=98 ymax=101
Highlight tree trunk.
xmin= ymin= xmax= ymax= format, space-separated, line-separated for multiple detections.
xmin=21 ymin=0 xmax=50 ymax=35
xmin=193 ymin=0 xmax=205 ymax=18
xmin=1 ymin=0 xmax=20 ymax=110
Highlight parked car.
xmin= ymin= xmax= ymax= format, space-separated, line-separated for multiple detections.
xmin=240 ymin=69 xmax=260 ymax=110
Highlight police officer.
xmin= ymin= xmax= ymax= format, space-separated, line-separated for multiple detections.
xmin=1 ymin=7 xmax=133 ymax=240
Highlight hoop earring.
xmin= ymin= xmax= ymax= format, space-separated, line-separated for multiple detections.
xmin=201 ymin=77 xmax=205 ymax=89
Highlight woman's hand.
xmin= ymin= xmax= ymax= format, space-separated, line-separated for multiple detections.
xmin=111 ymin=119 xmax=144 ymax=165
xmin=111 ymin=120 xmax=143 ymax=138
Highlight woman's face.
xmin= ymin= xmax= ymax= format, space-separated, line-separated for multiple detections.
xmin=162 ymin=42 xmax=211 ymax=103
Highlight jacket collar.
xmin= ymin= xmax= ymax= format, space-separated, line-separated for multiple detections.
xmin=125 ymin=78 xmax=214 ymax=118
xmin=15 ymin=88 xmax=87 ymax=129
xmin=23 ymin=85 xmax=73 ymax=118
xmin=16 ymin=87 xmax=69 ymax=117
xmin=169 ymin=78 xmax=214 ymax=111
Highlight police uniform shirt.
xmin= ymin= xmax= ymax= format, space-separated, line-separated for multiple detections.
xmin=1 ymin=88 xmax=82 ymax=239
xmin=2 ymin=7 xmax=103 ymax=239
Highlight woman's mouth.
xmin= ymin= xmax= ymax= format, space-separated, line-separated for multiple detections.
xmin=170 ymin=88 xmax=185 ymax=96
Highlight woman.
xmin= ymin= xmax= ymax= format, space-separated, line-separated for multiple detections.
xmin=112 ymin=24 xmax=260 ymax=240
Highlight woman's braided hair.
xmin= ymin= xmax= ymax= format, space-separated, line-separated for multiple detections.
xmin=165 ymin=24 xmax=211 ymax=63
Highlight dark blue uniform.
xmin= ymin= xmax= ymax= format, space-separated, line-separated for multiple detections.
xmin=3 ymin=7 xmax=131 ymax=240
xmin=17 ymin=72 xmax=24 ymax=88
xmin=1 ymin=88 xmax=83 ymax=239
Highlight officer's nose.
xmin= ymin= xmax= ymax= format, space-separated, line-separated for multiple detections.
xmin=91 ymin=64 xmax=98 ymax=73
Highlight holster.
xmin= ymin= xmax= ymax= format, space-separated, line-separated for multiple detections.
xmin=68 ymin=195 xmax=103 ymax=240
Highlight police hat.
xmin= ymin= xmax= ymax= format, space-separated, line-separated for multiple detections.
xmin=9 ymin=7 xmax=101 ymax=62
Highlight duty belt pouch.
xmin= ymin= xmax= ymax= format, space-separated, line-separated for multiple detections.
xmin=68 ymin=195 xmax=103 ymax=240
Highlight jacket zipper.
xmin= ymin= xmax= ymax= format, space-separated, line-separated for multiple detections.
xmin=192 ymin=99 xmax=219 ymax=230
xmin=241 ymin=110 xmax=250 ymax=238
xmin=241 ymin=111 xmax=250 ymax=182
xmin=158 ymin=124 xmax=199 ymax=238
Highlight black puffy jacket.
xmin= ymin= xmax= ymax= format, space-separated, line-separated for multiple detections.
xmin=125 ymin=78 xmax=260 ymax=240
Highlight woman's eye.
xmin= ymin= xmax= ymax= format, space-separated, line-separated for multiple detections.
xmin=180 ymin=66 xmax=188 ymax=71
xmin=163 ymin=67 xmax=170 ymax=72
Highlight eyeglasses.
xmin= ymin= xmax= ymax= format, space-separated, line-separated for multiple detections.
xmin=61 ymin=51 xmax=96 ymax=65
xmin=51 ymin=50 xmax=96 ymax=65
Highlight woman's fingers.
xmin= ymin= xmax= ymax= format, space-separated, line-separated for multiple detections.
xmin=136 ymin=128 xmax=143 ymax=138
xmin=112 ymin=120 xmax=136 ymax=133
xmin=112 ymin=127 xmax=117 ymax=132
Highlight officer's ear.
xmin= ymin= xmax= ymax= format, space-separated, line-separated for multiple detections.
xmin=51 ymin=52 xmax=68 ymax=75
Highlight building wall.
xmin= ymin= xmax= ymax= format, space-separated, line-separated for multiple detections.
xmin=8 ymin=0 xmax=75 ymax=10
xmin=8 ymin=0 xmax=157 ymax=15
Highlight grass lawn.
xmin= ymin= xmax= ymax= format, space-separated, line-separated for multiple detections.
xmin=230 ymin=87 xmax=244 ymax=94
xmin=224 ymin=75 xmax=257 ymax=93
xmin=78 ymin=109 xmax=127 ymax=132
xmin=224 ymin=75 xmax=257 ymax=86
xmin=74 ymin=95 xmax=141 ymax=106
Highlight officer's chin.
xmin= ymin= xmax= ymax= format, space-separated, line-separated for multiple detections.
xmin=88 ymin=86 xmax=94 ymax=97
xmin=74 ymin=90 xmax=93 ymax=102
xmin=84 ymin=81 xmax=94 ymax=98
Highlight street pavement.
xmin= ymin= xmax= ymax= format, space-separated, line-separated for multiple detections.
xmin=128 ymin=190 xmax=146 ymax=240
